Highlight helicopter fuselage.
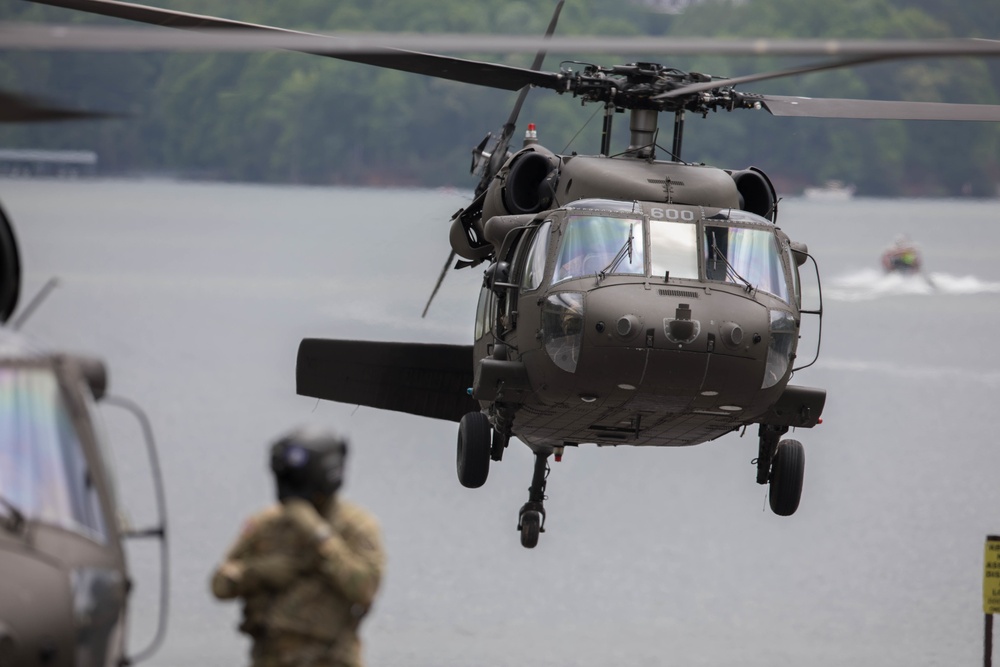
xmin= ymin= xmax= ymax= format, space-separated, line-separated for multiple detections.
xmin=471 ymin=197 xmax=822 ymax=453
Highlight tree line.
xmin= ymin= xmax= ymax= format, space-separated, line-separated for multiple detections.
xmin=2 ymin=0 xmax=999 ymax=195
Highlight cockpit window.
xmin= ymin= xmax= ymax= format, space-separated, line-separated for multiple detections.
xmin=705 ymin=225 xmax=789 ymax=301
xmin=0 ymin=366 xmax=108 ymax=542
xmin=554 ymin=215 xmax=644 ymax=283
xmin=649 ymin=220 xmax=699 ymax=280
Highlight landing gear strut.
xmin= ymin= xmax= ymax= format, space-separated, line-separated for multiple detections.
xmin=755 ymin=424 xmax=805 ymax=516
xmin=517 ymin=451 xmax=549 ymax=548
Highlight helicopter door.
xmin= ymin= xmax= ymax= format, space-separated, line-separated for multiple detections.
xmin=501 ymin=220 xmax=551 ymax=335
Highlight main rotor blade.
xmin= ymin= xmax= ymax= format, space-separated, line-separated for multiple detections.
xmin=478 ymin=0 xmax=564 ymax=195
xmin=656 ymin=54 xmax=892 ymax=100
xmin=515 ymin=0 xmax=565 ymax=108
xmin=21 ymin=0 xmax=564 ymax=92
xmin=0 ymin=90 xmax=120 ymax=122
xmin=759 ymin=95 xmax=1000 ymax=121
xmin=422 ymin=250 xmax=456 ymax=319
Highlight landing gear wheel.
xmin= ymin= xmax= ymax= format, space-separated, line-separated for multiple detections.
xmin=769 ymin=439 xmax=805 ymax=516
xmin=457 ymin=412 xmax=492 ymax=488
xmin=519 ymin=510 xmax=541 ymax=548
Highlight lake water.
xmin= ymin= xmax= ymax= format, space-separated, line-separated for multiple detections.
xmin=1 ymin=177 xmax=998 ymax=667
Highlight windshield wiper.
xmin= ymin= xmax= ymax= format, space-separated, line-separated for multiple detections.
xmin=600 ymin=223 xmax=635 ymax=280
xmin=710 ymin=235 xmax=754 ymax=293
xmin=0 ymin=494 xmax=26 ymax=535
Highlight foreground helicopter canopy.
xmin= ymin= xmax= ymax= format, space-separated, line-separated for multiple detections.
xmin=0 ymin=342 xmax=127 ymax=667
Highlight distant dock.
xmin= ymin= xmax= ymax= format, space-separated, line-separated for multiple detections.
xmin=0 ymin=148 xmax=98 ymax=177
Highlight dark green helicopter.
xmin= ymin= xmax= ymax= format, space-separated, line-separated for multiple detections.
xmin=14 ymin=0 xmax=1000 ymax=548
xmin=0 ymin=194 xmax=169 ymax=660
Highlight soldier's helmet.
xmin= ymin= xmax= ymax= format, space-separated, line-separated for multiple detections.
xmin=270 ymin=426 xmax=348 ymax=502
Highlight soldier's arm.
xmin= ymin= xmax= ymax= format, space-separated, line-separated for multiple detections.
xmin=283 ymin=499 xmax=384 ymax=607
xmin=314 ymin=516 xmax=384 ymax=607
xmin=210 ymin=508 xmax=303 ymax=599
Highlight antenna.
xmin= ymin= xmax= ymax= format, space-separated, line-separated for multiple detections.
xmin=11 ymin=277 xmax=59 ymax=331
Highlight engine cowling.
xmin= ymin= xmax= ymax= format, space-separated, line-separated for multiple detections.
xmin=730 ymin=167 xmax=778 ymax=222
xmin=482 ymin=146 xmax=559 ymax=222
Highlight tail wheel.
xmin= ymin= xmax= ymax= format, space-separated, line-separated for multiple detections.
xmin=457 ymin=411 xmax=492 ymax=488
xmin=520 ymin=510 xmax=541 ymax=548
xmin=769 ymin=439 xmax=805 ymax=516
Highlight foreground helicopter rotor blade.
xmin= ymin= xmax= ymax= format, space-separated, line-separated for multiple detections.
xmin=22 ymin=0 xmax=564 ymax=93
xmin=0 ymin=90 xmax=121 ymax=123
xmin=758 ymin=95 xmax=1000 ymax=121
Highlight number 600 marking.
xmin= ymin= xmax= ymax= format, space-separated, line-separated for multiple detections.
xmin=649 ymin=207 xmax=696 ymax=221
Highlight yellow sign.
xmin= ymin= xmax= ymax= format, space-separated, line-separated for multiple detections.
xmin=986 ymin=536 xmax=1000 ymax=614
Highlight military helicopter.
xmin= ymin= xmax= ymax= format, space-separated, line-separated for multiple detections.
xmin=15 ymin=0 xmax=1000 ymax=548
xmin=0 ymin=196 xmax=169 ymax=660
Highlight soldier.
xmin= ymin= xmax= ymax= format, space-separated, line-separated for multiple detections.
xmin=210 ymin=426 xmax=384 ymax=667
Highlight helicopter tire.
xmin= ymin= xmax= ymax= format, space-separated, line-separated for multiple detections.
xmin=768 ymin=439 xmax=805 ymax=516
xmin=457 ymin=411 xmax=491 ymax=488
xmin=520 ymin=510 xmax=541 ymax=548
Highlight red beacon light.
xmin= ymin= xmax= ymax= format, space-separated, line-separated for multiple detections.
xmin=524 ymin=122 xmax=538 ymax=144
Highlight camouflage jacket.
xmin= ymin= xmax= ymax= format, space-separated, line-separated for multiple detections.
xmin=210 ymin=499 xmax=384 ymax=667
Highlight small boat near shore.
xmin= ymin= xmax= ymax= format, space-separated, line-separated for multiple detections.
xmin=803 ymin=180 xmax=856 ymax=201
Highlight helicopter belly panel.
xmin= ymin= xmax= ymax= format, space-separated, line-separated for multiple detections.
xmin=512 ymin=397 xmax=742 ymax=448
xmin=513 ymin=346 xmax=770 ymax=448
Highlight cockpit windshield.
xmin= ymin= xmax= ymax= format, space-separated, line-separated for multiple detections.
xmin=0 ymin=365 xmax=108 ymax=542
xmin=704 ymin=224 xmax=789 ymax=301
xmin=554 ymin=215 xmax=644 ymax=283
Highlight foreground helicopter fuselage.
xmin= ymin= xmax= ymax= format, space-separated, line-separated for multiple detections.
xmin=0 ymin=336 xmax=129 ymax=667
xmin=0 ymin=205 xmax=168 ymax=665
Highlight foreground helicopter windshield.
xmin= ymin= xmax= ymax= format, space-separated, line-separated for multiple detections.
xmin=0 ymin=365 xmax=112 ymax=541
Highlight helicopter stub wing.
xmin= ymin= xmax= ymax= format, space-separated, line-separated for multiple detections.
xmin=296 ymin=338 xmax=478 ymax=423
xmin=22 ymin=0 xmax=564 ymax=93
xmin=757 ymin=94 xmax=1000 ymax=122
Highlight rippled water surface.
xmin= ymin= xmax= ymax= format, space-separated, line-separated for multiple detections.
xmin=2 ymin=178 xmax=998 ymax=666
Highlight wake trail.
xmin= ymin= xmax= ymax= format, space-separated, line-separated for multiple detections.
xmin=824 ymin=268 xmax=1000 ymax=302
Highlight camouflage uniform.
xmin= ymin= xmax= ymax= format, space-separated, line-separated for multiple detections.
xmin=211 ymin=498 xmax=384 ymax=667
